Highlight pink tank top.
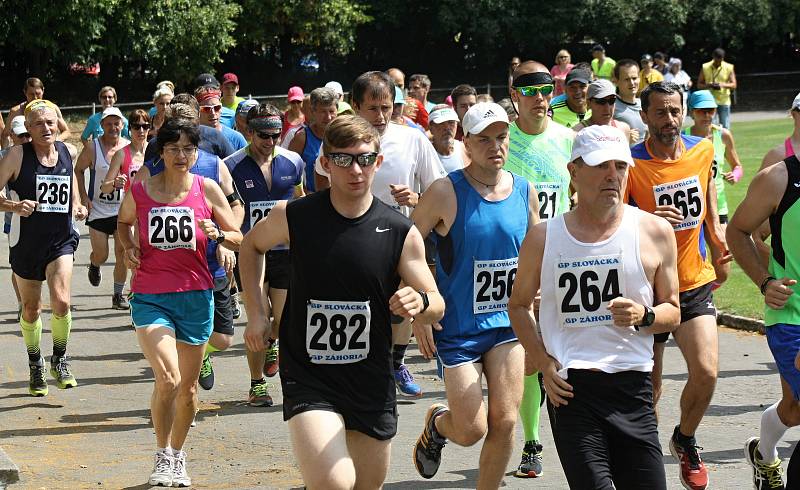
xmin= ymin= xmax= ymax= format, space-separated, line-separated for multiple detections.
xmin=121 ymin=145 xmax=143 ymax=192
xmin=131 ymin=174 xmax=214 ymax=294
xmin=786 ymin=138 xmax=796 ymax=157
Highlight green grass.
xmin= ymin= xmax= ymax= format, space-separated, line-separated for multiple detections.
xmin=710 ymin=117 xmax=794 ymax=319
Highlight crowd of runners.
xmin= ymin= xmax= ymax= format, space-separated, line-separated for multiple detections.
xmin=0 ymin=43 xmax=798 ymax=490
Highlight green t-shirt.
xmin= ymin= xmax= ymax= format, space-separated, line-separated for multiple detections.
xmin=550 ymin=100 xmax=591 ymax=129
xmin=505 ymin=120 xmax=574 ymax=220
xmin=222 ymin=96 xmax=246 ymax=111
xmin=591 ymin=57 xmax=616 ymax=80
xmin=766 ymin=157 xmax=800 ymax=326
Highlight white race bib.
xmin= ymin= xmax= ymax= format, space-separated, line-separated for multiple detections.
xmin=473 ymin=258 xmax=518 ymax=314
xmin=35 ymin=174 xmax=70 ymax=213
xmin=97 ymin=188 xmax=123 ymax=204
xmin=534 ymin=182 xmax=562 ymax=220
xmin=652 ymin=175 xmax=704 ymax=231
xmin=555 ymin=254 xmax=625 ymax=328
xmin=306 ymin=300 xmax=371 ymax=364
xmin=249 ymin=200 xmax=280 ymax=229
xmin=148 ymin=207 xmax=195 ymax=251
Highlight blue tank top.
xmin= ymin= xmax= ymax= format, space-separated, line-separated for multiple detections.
xmin=436 ymin=170 xmax=530 ymax=338
xmin=300 ymin=124 xmax=323 ymax=192
xmin=225 ymin=146 xmax=303 ymax=234
xmin=145 ymin=150 xmax=226 ymax=278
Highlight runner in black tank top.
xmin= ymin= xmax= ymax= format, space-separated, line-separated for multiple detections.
xmin=0 ymin=101 xmax=87 ymax=398
xmin=239 ymin=115 xmax=443 ymax=489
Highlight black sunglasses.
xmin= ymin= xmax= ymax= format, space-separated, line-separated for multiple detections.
xmin=255 ymin=131 xmax=281 ymax=141
xmin=327 ymin=152 xmax=379 ymax=168
xmin=131 ymin=123 xmax=151 ymax=130
xmin=591 ymin=97 xmax=617 ymax=106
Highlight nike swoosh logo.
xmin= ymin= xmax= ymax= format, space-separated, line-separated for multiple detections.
xmin=375 ymin=227 xmax=391 ymax=233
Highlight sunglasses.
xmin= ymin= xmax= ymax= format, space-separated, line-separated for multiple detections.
xmin=17 ymin=133 xmax=31 ymax=139
xmin=515 ymin=84 xmax=555 ymax=97
xmin=255 ymin=131 xmax=281 ymax=141
xmin=591 ymin=97 xmax=617 ymax=106
xmin=131 ymin=123 xmax=151 ymax=130
xmin=327 ymin=152 xmax=379 ymax=168
xmin=200 ymin=104 xmax=222 ymax=113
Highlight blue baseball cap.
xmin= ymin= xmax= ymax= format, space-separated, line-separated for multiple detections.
xmin=688 ymin=90 xmax=718 ymax=110
xmin=394 ymin=86 xmax=405 ymax=105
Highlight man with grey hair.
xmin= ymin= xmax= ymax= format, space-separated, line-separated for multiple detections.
xmin=409 ymin=74 xmax=436 ymax=113
xmin=288 ymin=87 xmax=338 ymax=192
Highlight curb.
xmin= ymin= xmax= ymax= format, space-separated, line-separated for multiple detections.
xmin=0 ymin=448 xmax=19 ymax=486
xmin=717 ymin=311 xmax=765 ymax=333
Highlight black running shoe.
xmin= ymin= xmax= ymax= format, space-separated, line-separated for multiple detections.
xmin=745 ymin=437 xmax=785 ymax=489
xmin=198 ymin=354 xmax=214 ymax=390
xmin=29 ymin=357 xmax=48 ymax=397
xmin=88 ymin=264 xmax=101 ymax=287
xmin=516 ymin=440 xmax=544 ymax=478
xmin=413 ymin=403 xmax=449 ymax=479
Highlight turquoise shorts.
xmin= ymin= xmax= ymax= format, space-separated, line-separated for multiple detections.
xmin=130 ymin=289 xmax=214 ymax=345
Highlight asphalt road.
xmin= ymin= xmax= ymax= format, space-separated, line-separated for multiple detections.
xmin=0 ymin=222 xmax=793 ymax=489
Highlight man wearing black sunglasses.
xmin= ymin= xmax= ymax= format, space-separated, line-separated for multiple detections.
xmin=572 ymin=79 xmax=635 ymax=145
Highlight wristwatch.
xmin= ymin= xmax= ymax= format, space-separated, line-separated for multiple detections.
xmin=215 ymin=231 xmax=226 ymax=244
xmin=634 ymin=305 xmax=655 ymax=330
xmin=418 ymin=290 xmax=430 ymax=313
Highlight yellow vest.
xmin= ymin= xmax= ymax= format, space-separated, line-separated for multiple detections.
xmin=702 ymin=61 xmax=734 ymax=106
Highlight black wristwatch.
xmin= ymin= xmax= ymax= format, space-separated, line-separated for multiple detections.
xmin=634 ymin=305 xmax=655 ymax=330
xmin=418 ymin=290 xmax=430 ymax=313
xmin=215 ymin=231 xmax=226 ymax=244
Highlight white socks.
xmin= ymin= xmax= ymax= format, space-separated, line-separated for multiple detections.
xmin=760 ymin=403 xmax=789 ymax=462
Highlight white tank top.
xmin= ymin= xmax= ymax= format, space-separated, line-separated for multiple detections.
xmin=88 ymin=138 xmax=123 ymax=220
xmin=437 ymin=140 xmax=465 ymax=173
xmin=539 ymin=205 xmax=654 ymax=376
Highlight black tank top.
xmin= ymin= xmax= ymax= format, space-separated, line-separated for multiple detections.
xmin=8 ymin=142 xmax=74 ymax=249
xmin=280 ymin=190 xmax=411 ymax=411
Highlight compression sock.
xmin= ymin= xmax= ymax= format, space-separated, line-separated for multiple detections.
xmin=760 ymin=402 xmax=789 ymax=462
xmin=113 ymin=282 xmax=125 ymax=296
xmin=519 ymin=373 xmax=542 ymax=443
xmin=204 ymin=343 xmax=220 ymax=357
xmin=20 ymin=316 xmax=43 ymax=363
xmin=393 ymin=343 xmax=408 ymax=370
xmin=51 ymin=311 xmax=72 ymax=358
xmin=251 ymin=377 xmax=265 ymax=387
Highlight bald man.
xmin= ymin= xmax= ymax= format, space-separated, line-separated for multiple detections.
xmin=387 ymin=68 xmax=406 ymax=90
xmin=503 ymin=60 xmax=576 ymax=479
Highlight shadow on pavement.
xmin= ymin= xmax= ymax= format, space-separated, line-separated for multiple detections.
xmin=0 ymin=402 xmax=64 ymax=413
xmin=383 ymin=468 xmax=480 ymax=488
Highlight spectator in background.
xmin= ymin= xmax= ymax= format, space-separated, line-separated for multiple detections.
xmin=551 ymin=49 xmax=574 ymax=96
xmin=590 ymin=44 xmax=616 ymax=81
xmin=637 ymin=54 xmax=664 ymax=96
xmin=148 ymin=84 xmax=174 ymax=136
xmin=450 ymin=84 xmax=478 ymax=140
xmin=665 ymin=58 xmax=692 ymax=118
xmin=654 ymin=51 xmax=669 ymax=75
xmin=324 ymin=81 xmax=353 ymax=115
xmin=195 ymin=85 xmax=247 ymax=151
xmin=81 ymin=86 xmax=130 ymax=142
xmin=235 ymin=99 xmax=259 ymax=141
xmin=2 ymin=77 xmax=72 ymax=144
xmin=508 ymin=56 xmax=521 ymax=92
xmin=282 ymin=86 xmax=305 ymax=137
xmin=221 ymin=73 xmax=246 ymax=111
xmin=409 ymin=74 xmax=436 ymax=113
xmin=497 ymin=97 xmax=518 ymax=123
xmin=698 ymin=48 xmax=737 ymax=129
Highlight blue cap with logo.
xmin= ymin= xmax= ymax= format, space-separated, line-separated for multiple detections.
xmin=687 ymin=90 xmax=718 ymax=110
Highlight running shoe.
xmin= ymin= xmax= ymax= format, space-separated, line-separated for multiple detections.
xmin=413 ymin=403 xmax=449 ymax=479
xmin=172 ymin=450 xmax=191 ymax=487
xmin=745 ymin=437 xmax=785 ymax=489
xmin=50 ymin=355 xmax=77 ymax=389
xmin=515 ymin=440 xmax=544 ymax=478
xmin=88 ymin=264 xmax=101 ymax=287
xmin=231 ymin=292 xmax=241 ymax=319
xmin=198 ymin=354 xmax=214 ymax=390
xmin=395 ymin=364 xmax=423 ymax=398
xmin=669 ymin=426 xmax=709 ymax=490
xmin=29 ymin=357 xmax=48 ymax=397
xmin=248 ymin=380 xmax=274 ymax=407
xmin=263 ymin=340 xmax=279 ymax=378
xmin=112 ymin=293 xmax=130 ymax=310
xmin=148 ymin=449 xmax=173 ymax=487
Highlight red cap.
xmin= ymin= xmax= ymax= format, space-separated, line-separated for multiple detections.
xmin=222 ymin=73 xmax=239 ymax=85
xmin=287 ymin=86 xmax=304 ymax=102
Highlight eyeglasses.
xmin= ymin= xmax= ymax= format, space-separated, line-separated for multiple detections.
xmin=515 ymin=84 xmax=555 ymax=97
xmin=591 ymin=97 xmax=617 ymax=106
xmin=163 ymin=146 xmax=197 ymax=157
xmin=255 ymin=131 xmax=281 ymax=142
xmin=199 ymin=104 xmax=222 ymax=113
xmin=327 ymin=152 xmax=379 ymax=168
xmin=131 ymin=123 xmax=151 ymax=130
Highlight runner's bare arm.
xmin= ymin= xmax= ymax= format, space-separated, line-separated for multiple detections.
xmin=74 ymin=142 xmax=94 ymax=207
xmin=241 ymin=202 xmax=290 ymax=352
xmin=116 ymin=190 xmax=140 ymax=269
xmin=54 ymin=106 xmax=72 ymax=141
xmin=721 ymin=128 xmax=743 ymax=181
xmin=395 ymin=226 xmax=444 ymax=322
xmin=410 ymin=177 xmax=456 ymax=240
xmin=101 ymin=148 xmax=125 ymax=194
xmin=202 ymin=178 xmax=243 ymax=250
xmin=760 ymin=145 xmax=785 ymax=172
xmin=526 ymin=183 xmax=541 ymax=229
xmin=287 ymin=127 xmax=306 ymax=156
xmin=216 ymin=157 xmax=244 ymax=228
xmin=133 ymin=164 xmax=150 ymax=184
xmin=0 ymin=146 xmax=28 ymax=213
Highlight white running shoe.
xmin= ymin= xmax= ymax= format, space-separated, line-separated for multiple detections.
xmin=172 ymin=450 xmax=191 ymax=487
xmin=148 ymin=449 xmax=173 ymax=487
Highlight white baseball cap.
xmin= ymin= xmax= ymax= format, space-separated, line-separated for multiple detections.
xmin=10 ymin=116 xmax=27 ymax=135
xmin=429 ymin=106 xmax=459 ymax=125
xmin=462 ymin=102 xmax=509 ymax=135
xmin=325 ymin=81 xmax=344 ymax=97
xmin=792 ymin=91 xmax=800 ymax=111
xmin=570 ymin=125 xmax=634 ymax=167
xmin=101 ymin=106 xmax=124 ymax=120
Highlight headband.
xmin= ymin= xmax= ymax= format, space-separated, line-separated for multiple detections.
xmin=248 ymin=115 xmax=282 ymax=132
xmin=24 ymin=99 xmax=58 ymax=115
xmin=512 ymin=72 xmax=554 ymax=87
xmin=196 ymin=89 xmax=222 ymax=104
